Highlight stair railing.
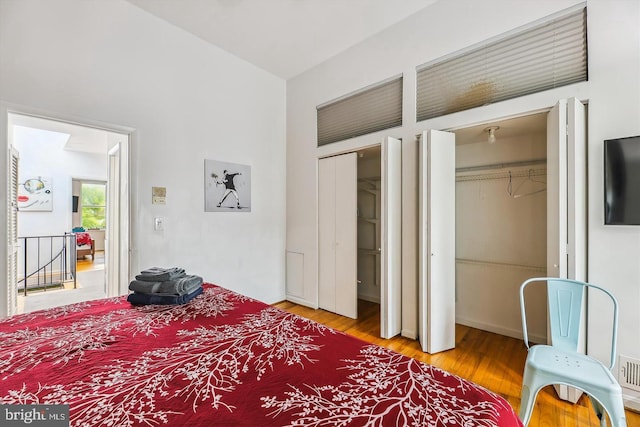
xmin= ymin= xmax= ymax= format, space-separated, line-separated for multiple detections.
xmin=17 ymin=234 xmax=77 ymax=296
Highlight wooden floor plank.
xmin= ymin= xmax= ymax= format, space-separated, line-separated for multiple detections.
xmin=274 ymin=299 xmax=640 ymax=427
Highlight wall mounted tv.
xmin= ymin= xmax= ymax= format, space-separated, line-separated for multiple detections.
xmin=604 ymin=136 xmax=640 ymax=225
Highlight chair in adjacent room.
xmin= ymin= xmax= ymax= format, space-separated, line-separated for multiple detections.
xmin=518 ymin=277 xmax=627 ymax=427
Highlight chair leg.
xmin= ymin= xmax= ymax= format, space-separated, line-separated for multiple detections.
xmin=589 ymin=396 xmax=606 ymax=427
xmin=590 ymin=391 xmax=628 ymax=427
xmin=519 ymin=383 xmax=540 ymax=426
xmin=607 ymin=395 xmax=627 ymax=427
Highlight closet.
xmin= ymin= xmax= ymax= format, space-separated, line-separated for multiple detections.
xmin=356 ymin=149 xmax=381 ymax=304
xmin=317 ymin=137 xmax=401 ymax=337
xmin=316 ymin=147 xmax=386 ymax=319
xmin=453 ymin=113 xmax=548 ymax=342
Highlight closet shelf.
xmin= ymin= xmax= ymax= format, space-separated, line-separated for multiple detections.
xmin=456 ymin=167 xmax=546 ymax=183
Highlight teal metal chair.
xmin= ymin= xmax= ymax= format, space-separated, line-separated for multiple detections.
xmin=518 ymin=277 xmax=627 ymax=427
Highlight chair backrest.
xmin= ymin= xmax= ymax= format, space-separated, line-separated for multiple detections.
xmin=520 ymin=277 xmax=619 ymax=370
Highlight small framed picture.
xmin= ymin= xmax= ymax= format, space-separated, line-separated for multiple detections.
xmin=204 ymin=159 xmax=251 ymax=212
xmin=18 ymin=176 xmax=53 ymax=211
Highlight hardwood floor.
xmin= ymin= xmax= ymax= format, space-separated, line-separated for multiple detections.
xmin=274 ymin=299 xmax=640 ymax=427
xmin=76 ymin=250 xmax=105 ymax=272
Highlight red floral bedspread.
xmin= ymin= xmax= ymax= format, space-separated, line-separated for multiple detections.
xmin=0 ymin=284 xmax=523 ymax=426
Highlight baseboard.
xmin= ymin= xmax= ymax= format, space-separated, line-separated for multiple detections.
xmin=285 ymin=295 xmax=317 ymax=309
xmin=401 ymin=328 xmax=417 ymax=340
xmin=358 ymin=294 xmax=380 ymax=304
xmin=623 ymin=389 xmax=640 ymax=412
xmin=455 ymin=316 xmax=546 ymax=344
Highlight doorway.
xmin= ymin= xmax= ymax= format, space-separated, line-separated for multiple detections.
xmin=453 ymin=113 xmax=548 ymax=342
xmin=356 ymin=146 xmax=382 ymax=306
xmin=7 ymin=112 xmax=130 ymax=314
xmin=317 ymin=137 xmax=402 ymax=339
xmin=418 ymin=98 xmax=587 ymax=356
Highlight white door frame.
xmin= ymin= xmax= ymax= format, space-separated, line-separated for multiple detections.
xmin=106 ymin=138 xmax=131 ymax=297
xmin=1 ymin=104 xmax=133 ymax=317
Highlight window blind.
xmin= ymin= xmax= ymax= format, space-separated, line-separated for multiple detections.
xmin=416 ymin=7 xmax=587 ymax=122
xmin=317 ymin=76 xmax=402 ymax=146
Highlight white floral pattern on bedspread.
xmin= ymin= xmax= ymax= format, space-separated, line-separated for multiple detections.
xmin=0 ymin=284 xmax=523 ymax=427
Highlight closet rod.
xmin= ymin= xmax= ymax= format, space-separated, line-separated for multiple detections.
xmin=456 ymin=258 xmax=546 ymax=273
xmin=456 ymin=158 xmax=546 ymax=174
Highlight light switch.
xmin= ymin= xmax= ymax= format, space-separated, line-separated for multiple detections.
xmin=154 ymin=217 xmax=164 ymax=231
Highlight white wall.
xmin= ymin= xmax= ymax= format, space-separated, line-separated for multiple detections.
xmin=585 ymin=0 xmax=640 ymax=409
xmin=0 ymin=0 xmax=287 ymax=305
xmin=286 ymin=0 xmax=640 ymax=406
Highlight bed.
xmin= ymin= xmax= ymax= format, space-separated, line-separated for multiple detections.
xmin=74 ymin=231 xmax=95 ymax=261
xmin=0 ymin=283 xmax=523 ymax=426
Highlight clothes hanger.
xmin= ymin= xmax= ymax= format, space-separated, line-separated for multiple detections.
xmin=508 ymin=169 xmax=546 ymax=199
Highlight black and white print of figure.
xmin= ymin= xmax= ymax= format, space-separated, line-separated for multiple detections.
xmin=216 ymin=170 xmax=242 ymax=208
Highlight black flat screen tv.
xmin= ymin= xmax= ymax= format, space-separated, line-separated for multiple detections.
xmin=604 ymin=136 xmax=640 ymax=225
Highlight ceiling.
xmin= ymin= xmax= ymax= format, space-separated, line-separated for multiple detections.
xmin=125 ymin=0 xmax=438 ymax=80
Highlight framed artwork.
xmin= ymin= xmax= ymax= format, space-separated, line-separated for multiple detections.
xmin=204 ymin=160 xmax=251 ymax=212
xmin=18 ymin=176 xmax=52 ymax=211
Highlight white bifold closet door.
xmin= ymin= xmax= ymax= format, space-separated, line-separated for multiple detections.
xmin=380 ymin=137 xmax=402 ymax=338
xmin=418 ymin=130 xmax=456 ymax=354
xmin=547 ymin=97 xmax=586 ymax=402
xmin=547 ymin=97 xmax=586 ymax=282
xmin=318 ymin=153 xmax=358 ymax=319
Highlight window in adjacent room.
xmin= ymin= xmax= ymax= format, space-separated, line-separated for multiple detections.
xmin=81 ymin=181 xmax=106 ymax=230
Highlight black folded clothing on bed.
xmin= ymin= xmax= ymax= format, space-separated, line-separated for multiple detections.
xmin=127 ymin=285 xmax=203 ymax=306
xmin=128 ymin=275 xmax=203 ymax=296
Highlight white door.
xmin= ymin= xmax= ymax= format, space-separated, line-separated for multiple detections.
xmin=418 ymin=130 xmax=456 ymax=354
xmin=547 ymin=97 xmax=586 ymax=281
xmin=547 ymin=97 xmax=586 ymax=402
xmin=7 ymin=146 xmax=19 ymax=316
xmin=380 ymin=137 xmax=402 ymax=338
xmin=106 ymin=137 xmax=130 ymax=297
xmin=318 ymin=153 xmax=358 ymax=318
